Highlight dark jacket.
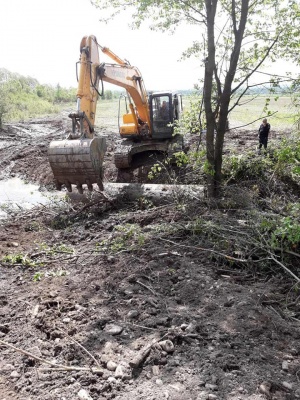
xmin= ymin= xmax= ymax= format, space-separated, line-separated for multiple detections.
xmin=259 ymin=123 xmax=270 ymax=136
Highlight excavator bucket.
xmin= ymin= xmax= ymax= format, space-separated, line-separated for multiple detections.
xmin=48 ymin=137 xmax=107 ymax=193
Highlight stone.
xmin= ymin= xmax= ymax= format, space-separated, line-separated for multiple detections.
xmin=127 ymin=310 xmax=139 ymax=319
xmin=78 ymin=388 xmax=93 ymax=400
xmin=208 ymin=395 xmax=218 ymax=400
xmin=159 ymin=340 xmax=174 ymax=353
xmin=115 ymin=362 xmax=131 ymax=380
xmin=10 ymin=371 xmax=20 ymax=378
xmin=104 ymin=324 xmax=123 ymax=335
xmin=107 ymin=360 xmax=117 ymax=371
xmin=205 ymin=384 xmax=218 ymax=391
xmin=282 ymin=361 xmax=289 ymax=371
xmin=281 ymin=381 xmax=293 ymax=390
xmin=152 ymin=365 xmax=160 ymax=376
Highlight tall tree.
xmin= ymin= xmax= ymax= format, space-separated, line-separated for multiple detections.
xmin=92 ymin=0 xmax=300 ymax=195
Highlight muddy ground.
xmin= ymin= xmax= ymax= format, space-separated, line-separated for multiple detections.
xmin=0 ymin=112 xmax=299 ymax=400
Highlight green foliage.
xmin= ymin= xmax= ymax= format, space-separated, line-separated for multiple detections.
xmin=0 ymin=68 xmax=76 ymax=124
xmin=95 ymin=223 xmax=145 ymax=253
xmin=222 ymin=152 xmax=273 ymax=182
xmin=37 ymin=242 xmax=74 ymax=255
xmin=2 ymin=253 xmax=41 ymax=267
xmin=33 ymin=269 xmax=69 ymax=282
xmin=273 ymin=133 xmax=300 ymax=179
xmin=148 ymin=163 xmax=163 ymax=180
xmin=176 ymin=95 xmax=204 ymax=135
xmin=260 ymin=203 xmax=300 ymax=251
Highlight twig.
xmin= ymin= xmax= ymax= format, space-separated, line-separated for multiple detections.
xmin=136 ymin=280 xmax=157 ymax=296
xmin=58 ymin=328 xmax=101 ymax=368
xmin=0 ymin=339 xmax=103 ymax=374
xmin=268 ymin=253 xmax=300 ymax=283
xmin=160 ymin=238 xmax=249 ymax=263
xmin=127 ymin=322 xmax=156 ymax=331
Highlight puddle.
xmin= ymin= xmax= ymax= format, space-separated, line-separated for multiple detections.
xmin=0 ymin=177 xmax=63 ymax=219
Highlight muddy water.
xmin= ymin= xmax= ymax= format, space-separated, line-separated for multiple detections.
xmin=0 ymin=177 xmax=61 ymax=219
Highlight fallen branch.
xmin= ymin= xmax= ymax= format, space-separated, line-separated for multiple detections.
xmin=160 ymin=238 xmax=248 ymax=263
xmin=129 ymin=333 xmax=169 ymax=369
xmin=268 ymin=253 xmax=300 ymax=283
xmin=136 ymin=280 xmax=157 ymax=296
xmin=0 ymin=339 xmax=103 ymax=374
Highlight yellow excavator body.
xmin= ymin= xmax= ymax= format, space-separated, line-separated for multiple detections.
xmin=48 ymin=35 xmax=183 ymax=193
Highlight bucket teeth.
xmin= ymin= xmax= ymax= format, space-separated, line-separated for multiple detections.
xmin=65 ymin=182 xmax=72 ymax=192
xmin=76 ymin=183 xmax=84 ymax=194
xmin=55 ymin=181 xmax=62 ymax=191
xmin=86 ymin=180 xmax=93 ymax=192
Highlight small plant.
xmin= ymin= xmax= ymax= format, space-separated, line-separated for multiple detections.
xmin=95 ymin=224 xmax=145 ymax=253
xmin=24 ymin=221 xmax=40 ymax=232
xmin=148 ymin=162 xmax=164 ymax=180
xmin=36 ymin=242 xmax=74 ymax=255
xmin=33 ymin=269 xmax=69 ymax=282
xmin=2 ymin=253 xmax=40 ymax=267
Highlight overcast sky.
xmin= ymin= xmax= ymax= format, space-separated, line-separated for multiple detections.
xmin=2 ymin=0 xmax=298 ymax=92
xmin=1 ymin=0 xmax=202 ymax=91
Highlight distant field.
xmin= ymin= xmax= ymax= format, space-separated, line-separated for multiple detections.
xmin=228 ymin=95 xmax=296 ymax=130
xmin=94 ymin=94 xmax=298 ymax=133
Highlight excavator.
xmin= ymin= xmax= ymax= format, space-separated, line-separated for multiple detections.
xmin=48 ymin=35 xmax=184 ymax=193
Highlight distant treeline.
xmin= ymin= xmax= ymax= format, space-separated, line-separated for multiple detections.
xmin=0 ymin=68 xmax=124 ymax=126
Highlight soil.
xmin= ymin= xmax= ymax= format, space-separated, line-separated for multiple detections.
xmin=0 ymin=112 xmax=299 ymax=400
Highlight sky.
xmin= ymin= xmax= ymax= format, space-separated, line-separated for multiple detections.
xmin=1 ymin=0 xmax=298 ymax=92
xmin=1 ymin=0 xmax=202 ymax=91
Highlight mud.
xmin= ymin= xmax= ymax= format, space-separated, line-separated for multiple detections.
xmin=0 ymin=113 xmax=299 ymax=400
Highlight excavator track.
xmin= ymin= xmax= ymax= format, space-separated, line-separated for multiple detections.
xmin=114 ymin=135 xmax=184 ymax=169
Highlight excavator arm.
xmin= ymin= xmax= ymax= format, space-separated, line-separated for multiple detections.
xmin=70 ymin=35 xmax=150 ymax=139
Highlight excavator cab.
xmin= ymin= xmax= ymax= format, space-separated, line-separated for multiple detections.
xmin=149 ymin=93 xmax=183 ymax=139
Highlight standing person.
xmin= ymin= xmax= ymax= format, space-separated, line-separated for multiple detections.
xmin=258 ymin=118 xmax=271 ymax=154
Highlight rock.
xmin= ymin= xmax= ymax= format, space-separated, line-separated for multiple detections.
xmin=104 ymin=324 xmax=123 ymax=335
xmin=159 ymin=340 xmax=174 ymax=353
xmin=196 ymin=391 xmax=209 ymax=400
xmin=185 ymin=322 xmax=196 ymax=333
xmin=259 ymin=381 xmax=272 ymax=398
xmin=208 ymin=395 xmax=218 ymax=400
xmin=156 ymin=378 xmax=163 ymax=386
xmin=282 ymin=361 xmax=289 ymax=371
xmin=107 ymin=376 xmax=117 ymax=384
xmin=127 ymin=310 xmax=139 ymax=319
xmin=281 ymin=381 xmax=293 ymax=390
xmin=10 ymin=371 xmax=20 ymax=378
xmin=205 ymin=384 xmax=218 ymax=391
xmin=152 ymin=365 xmax=160 ymax=375
xmin=106 ymin=361 xmax=117 ymax=371
xmin=115 ymin=362 xmax=131 ymax=380
xmin=78 ymin=388 xmax=93 ymax=400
